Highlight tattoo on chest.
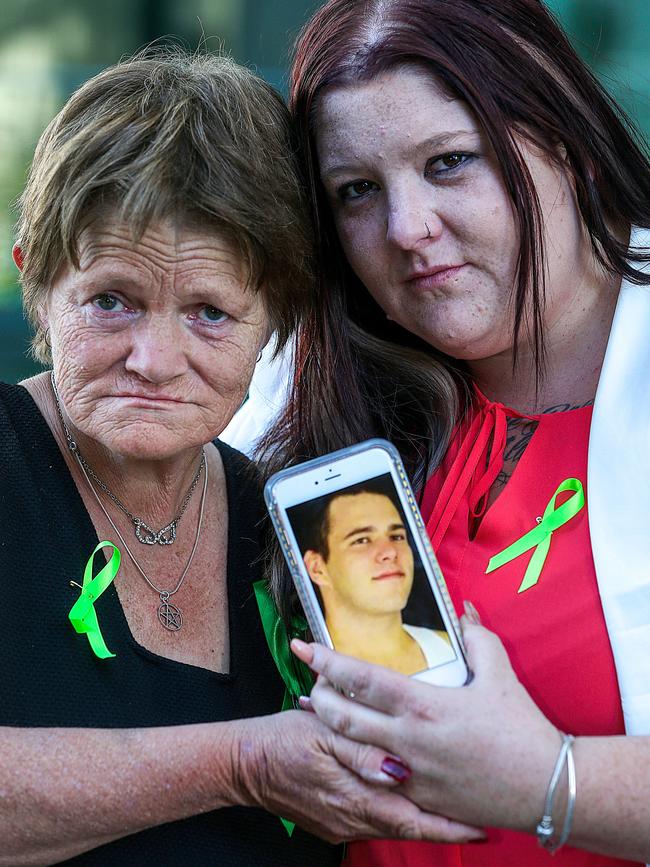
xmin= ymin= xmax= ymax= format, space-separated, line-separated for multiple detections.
xmin=503 ymin=418 xmax=538 ymax=463
xmin=494 ymin=399 xmax=594 ymax=491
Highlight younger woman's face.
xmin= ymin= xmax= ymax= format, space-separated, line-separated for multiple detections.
xmin=315 ymin=65 xmax=586 ymax=363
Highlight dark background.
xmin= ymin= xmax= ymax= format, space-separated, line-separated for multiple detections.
xmin=1 ymin=0 xmax=648 ymax=383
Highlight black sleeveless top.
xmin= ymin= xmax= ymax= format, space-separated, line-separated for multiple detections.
xmin=0 ymin=382 xmax=340 ymax=866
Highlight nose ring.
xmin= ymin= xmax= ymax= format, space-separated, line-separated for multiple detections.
xmin=424 ymin=222 xmax=432 ymax=239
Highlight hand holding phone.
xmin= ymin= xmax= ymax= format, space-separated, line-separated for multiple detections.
xmin=265 ymin=439 xmax=470 ymax=686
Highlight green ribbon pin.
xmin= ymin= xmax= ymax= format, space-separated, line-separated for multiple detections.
xmin=254 ymin=579 xmax=315 ymax=838
xmin=486 ymin=478 xmax=585 ymax=593
xmin=253 ymin=579 xmax=314 ymax=710
xmin=68 ymin=541 xmax=121 ymax=658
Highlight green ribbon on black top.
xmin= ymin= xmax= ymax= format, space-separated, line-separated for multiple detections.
xmin=486 ymin=478 xmax=585 ymax=593
xmin=253 ymin=579 xmax=313 ymax=708
xmin=254 ymin=579 xmax=314 ymax=838
xmin=68 ymin=541 xmax=121 ymax=658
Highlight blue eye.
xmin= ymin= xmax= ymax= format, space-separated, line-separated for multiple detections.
xmin=339 ymin=180 xmax=378 ymax=201
xmin=93 ymin=294 xmax=126 ymax=312
xmin=197 ymin=305 xmax=228 ymax=324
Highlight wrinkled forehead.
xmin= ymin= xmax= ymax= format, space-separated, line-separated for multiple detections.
xmin=76 ymin=204 xmax=238 ymax=256
xmin=69 ymin=211 xmax=246 ymax=280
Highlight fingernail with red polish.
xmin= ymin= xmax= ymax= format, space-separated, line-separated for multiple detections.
xmin=380 ymin=756 xmax=412 ymax=782
xmin=463 ymin=600 xmax=481 ymax=625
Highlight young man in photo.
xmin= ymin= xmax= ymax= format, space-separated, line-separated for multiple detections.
xmin=301 ymin=483 xmax=454 ymax=675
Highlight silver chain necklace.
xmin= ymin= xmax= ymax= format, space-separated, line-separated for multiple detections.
xmin=50 ymin=372 xmax=204 ymax=546
xmin=75 ymin=446 xmax=208 ymax=630
xmin=50 ymin=373 xmax=209 ymax=630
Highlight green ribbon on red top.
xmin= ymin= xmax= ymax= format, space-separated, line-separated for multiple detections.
xmin=68 ymin=541 xmax=120 ymax=658
xmin=486 ymin=478 xmax=585 ymax=593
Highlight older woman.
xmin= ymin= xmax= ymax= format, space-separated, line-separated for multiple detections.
xmin=254 ymin=0 xmax=650 ymax=864
xmin=0 ymin=51 xmax=479 ymax=865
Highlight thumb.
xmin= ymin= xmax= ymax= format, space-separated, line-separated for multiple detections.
xmin=329 ymin=733 xmax=412 ymax=787
xmin=461 ymin=620 xmax=512 ymax=682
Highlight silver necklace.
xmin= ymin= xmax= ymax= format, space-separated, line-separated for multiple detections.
xmin=50 ymin=372 xmax=204 ymax=545
xmin=75 ymin=448 xmax=208 ymax=631
xmin=50 ymin=373 xmax=208 ymax=631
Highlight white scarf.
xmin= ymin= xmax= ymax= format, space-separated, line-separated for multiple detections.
xmin=589 ymin=227 xmax=650 ymax=735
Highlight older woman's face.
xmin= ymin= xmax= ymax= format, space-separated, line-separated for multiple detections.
xmin=43 ymin=219 xmax=269 ymax=461
xmin=315 ymin=66 xmax=586 ymax=362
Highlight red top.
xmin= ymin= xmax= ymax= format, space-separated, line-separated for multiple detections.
xmin=344 ymin=392 xmax=639 ymax=867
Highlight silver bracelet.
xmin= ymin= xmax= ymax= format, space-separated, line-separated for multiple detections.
xmin=536 ymin=733 xmax=576 ymax=853
xmin=557 ymin=735 xmax=577 ymax=849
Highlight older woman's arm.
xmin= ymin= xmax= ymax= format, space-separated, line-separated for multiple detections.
xmin=1 ymin=710 xmax=483 ymax=866
xmin=295 ymin=624 xmax=650 ymax=863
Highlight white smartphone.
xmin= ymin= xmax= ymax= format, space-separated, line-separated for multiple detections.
xmin=265 ymin=439 xmax=470 ymax=686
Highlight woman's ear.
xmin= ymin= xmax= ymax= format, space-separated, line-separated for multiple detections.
xmin=12 ymin=244 xmax=24 ymax=271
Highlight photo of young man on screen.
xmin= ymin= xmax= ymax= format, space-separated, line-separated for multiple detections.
xmin=292 ymin=477 xmax=454 ymax=675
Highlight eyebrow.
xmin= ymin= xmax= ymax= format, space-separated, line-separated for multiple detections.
xmin=83 ymin=275 xmax=142 ymax=292
xmin=342 ymin=522 xmax=406 ymax=541
xmin=320 ymin=130 xmax=479 ymax=181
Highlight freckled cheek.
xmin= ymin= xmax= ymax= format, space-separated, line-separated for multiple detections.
xmin=211 ymin=367 xmax=251 ymax=408
xmin=53 ymin=357 xmax=113 ymax=430
xmin=487 ymin=202 xmax=519 ymax=255
xmin=50 ymin=321 xmax=134 ymax=418
xmin=335 ymin=215 xmax=381 ymax=265
xmin=54 ymin=335 xmax=132 ymax=399
xmin=196 ymin=341 xmax=258 ymax=404
xmin=199 ymin=369 xmax=253 ymax=436
xmin=51 ymin=306 xmax=130 ymax=358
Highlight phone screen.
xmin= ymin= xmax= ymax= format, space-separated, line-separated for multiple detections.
xmin=284 ymin=471 xmax=457 ymax=677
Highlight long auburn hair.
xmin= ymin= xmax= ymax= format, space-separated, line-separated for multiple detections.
xmin=260 ymin=0 xmax=650 ymax=620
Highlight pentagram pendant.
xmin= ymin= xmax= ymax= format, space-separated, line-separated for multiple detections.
xmin=134 ymin=518 xmax=177 ymax=546
xmin=158 ymin=594 xmax=182 ymax=631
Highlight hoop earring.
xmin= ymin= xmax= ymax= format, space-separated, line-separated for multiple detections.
xmin=43 ymin=328 xmax=51 ymax=349
xmin=256 ymin=349 xmax=263 ymax=364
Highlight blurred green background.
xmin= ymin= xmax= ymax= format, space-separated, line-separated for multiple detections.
xmin=1 ymin=0 xmax=648 ymax=383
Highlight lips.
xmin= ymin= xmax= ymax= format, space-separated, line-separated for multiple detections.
xmin=113 ymin=393 xmax=184 ymax=403
xmin=372 ymin=570 xmax=405 ymax=581
xmin=405 ymin=263 xmax=466 ymax=289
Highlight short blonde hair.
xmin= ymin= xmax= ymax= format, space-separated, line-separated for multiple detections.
xmin=16 ymin=49 xmax=313 ymax=362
